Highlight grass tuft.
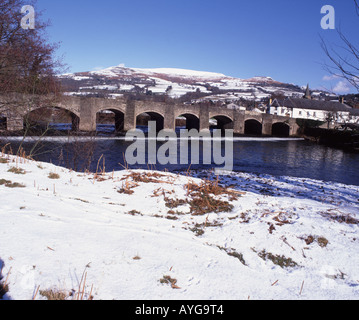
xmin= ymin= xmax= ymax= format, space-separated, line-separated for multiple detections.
xmin=302 ymin=235 xmax=329 ymax=248
xmin=0 ymin=179 xmax=25 ymax=188
xmin=7 ymin=167 xmax=26 ymax=175
xmin=217 ymin=246 xmax=246 ymax=265
xmin=317 ymin=237 xmax=329 ymax=248
xmin=126 ymin=210 xmax=142 ymax=216
xmin=320 ymin=209 xmax=359 ymax=225
xmin=122 ymin=171 xmax=168 ymax=184
xmin=48 ymin=172 xmax=60 ymax=179
xmin=39 ymin=288 xmax=69 ymax=300
xmin=257 ymin=249 xmax=299 ymax=269
xmin=117 ymin=179 xmax=138 ymax=195
xmin=184 ymin=178 xmax=244 ymax=216
xmin=159 ymin=275 xmax=181 ymax=289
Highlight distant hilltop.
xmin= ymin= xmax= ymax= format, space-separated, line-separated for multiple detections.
xmin=59 ymin=65 xmax=337 ymax=103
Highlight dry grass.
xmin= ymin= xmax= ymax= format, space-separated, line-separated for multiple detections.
xmin=156 ymin=174 xmax=244 ymax=216
xmin=7 ymin=167 xmax=26 ymax=175
xmin=261 ymin=210 xmax=296 ymax=226
xmin=159 ymin=275 xmax=181 ymax=289
xmin=39 ymin=288 xmax=69 ymax=300
xmin=126 ymin=210 xmax=142 ymax=216
xmin=166 ymin=215 xmax=178 ymax=220
xmin=0 ymin=179 xmax=25 ymax=188
xmin=257 ymin=249 xmax=299 ymax=269
xmin=185 ymin=179 xmax=240 ymax=216
xmin=118 ymin=170 xmax=245 ymax=217
xmin=320 ymin=209 xmax=359 ymax=225
xmin=1 ymin=145 xmax=32 ymax=164
xmin=272 ymin=212 xmax=293 ymax=226
xmin=157 ymin=176 xmax=244 ymax=216
xmin=121 ymin=171 xmax=169 ymax=184
xmin=302 ymin=235 xmax=329 ymax=248
xmin=217 ymin=246 xmax=246 ymax=265
xmin=92 ymin=155 xmax=106 ymax=182
xmin=48 ymin=172 xmax=60 ymax=179
xmin=186 ymin=177 xmax=244 ymax=198
xmin=164 ymin=198 xmax=187 ymax=209
xmin=117 ymin=179 xmax=139 ymax=195
xmin=190 ymin=225 xmax=205 ymax=236
xmin=189 ymin=195 xmax=234 ymax=216
xmin=32 ymin=264 xmax=95 ymax=300
xmin=317 ymin=237 xmax=329 ymax=248
xmin=189 ymin=219 xmax=224 ymax=236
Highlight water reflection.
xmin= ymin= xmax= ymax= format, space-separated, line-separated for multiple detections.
xmin=1 ymin=136 xmax=359 ymax=186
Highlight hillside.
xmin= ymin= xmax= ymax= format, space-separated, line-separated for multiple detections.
xmin=58 ymin=65 xmax=331 ymax=103
xmin=1 ymin=153 xmax=359 ymax=300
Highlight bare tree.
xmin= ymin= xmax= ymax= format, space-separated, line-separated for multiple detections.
xmin=0 ymin=0 xmax=65 ymax=155
xmin=321 ymin=0 xmax=359 ymax=92
xmin=324 ymin=111 xmax=336 ymax=129
xmin=0 ymin=0 xmax=63 ymax=95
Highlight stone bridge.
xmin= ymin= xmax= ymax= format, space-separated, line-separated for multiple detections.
xmin=0 ymin=95 xmax=299 ymax=136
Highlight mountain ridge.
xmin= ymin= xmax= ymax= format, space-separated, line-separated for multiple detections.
xmin=59 ymin=65 xmax=335 ymax=103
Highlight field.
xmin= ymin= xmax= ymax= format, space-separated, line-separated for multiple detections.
xmin=1 ymin=152 xmax=359 ymax=300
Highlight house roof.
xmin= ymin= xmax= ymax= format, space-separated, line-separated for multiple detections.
xmin=349 ymin=108 xmax=359 ymax=116
xmin=272 ymin=98 xmax=352 ymax=113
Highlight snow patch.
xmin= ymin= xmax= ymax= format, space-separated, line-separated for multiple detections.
xmin=2 ymin=154 xmax=358 ymax=300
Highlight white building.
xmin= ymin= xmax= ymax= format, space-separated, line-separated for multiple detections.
xmin=268 ymin=97 xmax=359 ymax=126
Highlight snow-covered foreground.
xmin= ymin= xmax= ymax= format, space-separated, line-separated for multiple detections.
xmin=1 ymin=153 xmax=359 ymax=300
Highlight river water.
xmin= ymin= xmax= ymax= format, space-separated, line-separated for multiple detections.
xmin=1 ymin=130 xmax=359 ymax=186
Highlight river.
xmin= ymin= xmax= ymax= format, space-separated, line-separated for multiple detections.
xmin=1 ymin=129 xmax=359 ymax=186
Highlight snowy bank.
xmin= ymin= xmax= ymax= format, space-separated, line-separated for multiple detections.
xmin=0 ymin=152 xmax=359 ymax=300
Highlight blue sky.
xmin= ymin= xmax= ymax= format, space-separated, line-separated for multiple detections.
xmin=36 ymin=0 xmax=358 ymax=94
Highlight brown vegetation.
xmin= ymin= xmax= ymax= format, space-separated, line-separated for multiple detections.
xmin=0 ymin=178 xmax=25 ymax=188
xmin=159 ymin=275 xmax=181 ymax=289
xmin=48 ymin=172 xmax=60 ymax=179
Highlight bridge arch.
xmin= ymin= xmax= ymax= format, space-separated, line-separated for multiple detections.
xmin=210 ymin=114 xmax=234 ymax=132
xmin=96 ymin=108 xmax=125 ymax=133
xmin=272 ymin=121 xmax=290 ymax=137
xmin=136 ymin=111 xmax=165 ymax=132
xmin=244 ymin=119 xmax=262 ymax=136
xmin=23 ymin=106 xmax=80 ymax=132
xmin=175 ymin=113 xmax=200 ymax=131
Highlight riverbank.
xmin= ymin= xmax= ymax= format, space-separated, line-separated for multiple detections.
xmin=303 ymin=127 xmax=359 ymax=153
xmin=1 ymin=152 xmax=359 ymax=300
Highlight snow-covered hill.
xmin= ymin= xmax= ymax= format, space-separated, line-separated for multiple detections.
xmin=59 ymin=65 xmax=318 ymax=102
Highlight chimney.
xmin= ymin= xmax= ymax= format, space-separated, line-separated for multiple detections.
xmin=340 ymin=97 xmax=344 ymax=104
